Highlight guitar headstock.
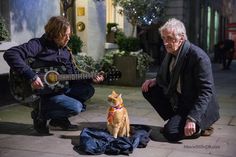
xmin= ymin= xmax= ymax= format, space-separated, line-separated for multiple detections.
xmin=105 ymin=68 xmax=122 ymax=81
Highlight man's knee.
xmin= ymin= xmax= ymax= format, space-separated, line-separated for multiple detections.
xmin=86 ymin=84 xmax=95 ymax=99
xmin=163 ymin=117 xmax=184 ymax=142
xmin=69 ymin=101 xmax=84 ymax=115
xmin=163 ymin=125 xmax=183 ymax=142
xmin=142 ymin=88 xmax=157 ymax=103
xmin=68 ymin=83 xmax=95 ymax=102
xmin=142 ymin=91 xmax=150 ymax=100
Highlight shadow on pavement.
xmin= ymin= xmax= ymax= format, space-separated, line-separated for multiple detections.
xmin=0 ymin=121 xmax=52 ymax=136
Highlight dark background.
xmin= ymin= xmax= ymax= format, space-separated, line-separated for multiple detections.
xmin=0 ymin=73 xmax=16 ymax=107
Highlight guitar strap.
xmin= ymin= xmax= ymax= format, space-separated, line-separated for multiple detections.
xmin=67 ymin=46 xmax=90 ymax=74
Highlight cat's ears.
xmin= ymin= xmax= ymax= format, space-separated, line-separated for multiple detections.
xmin=112 ymin=90 xmax=117 ymax=95
xmin=112 ymin=90 xmax=122 ymax=98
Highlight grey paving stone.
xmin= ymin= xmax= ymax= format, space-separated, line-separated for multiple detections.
xmin=229 ymin=116 xmax=236 ymax=126
xmin=0 ymin=62 xmax=236 ymax=157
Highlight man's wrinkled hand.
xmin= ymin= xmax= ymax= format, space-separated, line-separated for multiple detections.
xmin=184 ymin=119 xmax=196 ymax=136
xmin=141 ymin=78 xmax=156 ymax=92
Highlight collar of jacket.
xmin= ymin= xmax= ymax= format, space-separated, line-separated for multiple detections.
xmin=42 ymin=34 xmax=67 ymax=50
xmin=156 ymin=40 xmax=191 ymax=97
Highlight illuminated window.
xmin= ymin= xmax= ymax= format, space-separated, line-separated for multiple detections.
xmin=207 ymin=6 xmax=211 ymax=52
xmin=214 ymin=11 xmax=219 ymax=44
xmin=106 ymin=0 xmax=124 ymax=30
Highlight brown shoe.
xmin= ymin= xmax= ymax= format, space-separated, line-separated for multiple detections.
xmin=201 ymin=126 xmax=214 ymax=136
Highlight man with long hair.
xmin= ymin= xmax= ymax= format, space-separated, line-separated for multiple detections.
xmin=4 ymin=16 xmax=104 ymax=134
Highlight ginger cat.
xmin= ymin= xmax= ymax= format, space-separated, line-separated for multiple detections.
xmin=107 ymin=91 xmax=130 ymax=138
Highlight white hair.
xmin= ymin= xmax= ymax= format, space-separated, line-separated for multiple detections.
xmin=159 ymin=18 xmax=188 ymax=40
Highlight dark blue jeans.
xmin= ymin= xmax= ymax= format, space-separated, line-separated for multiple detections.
xmin=40 ymin=82 xmax=95 ymax=120
xmin=142 ymin=85 xmax=187 ymax=142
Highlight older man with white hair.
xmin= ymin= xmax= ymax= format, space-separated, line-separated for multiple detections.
xmin=142 ymin=18 xmax=219 ymax=142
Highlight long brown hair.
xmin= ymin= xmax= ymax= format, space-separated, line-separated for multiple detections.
xmin=44 ymin=16 xmax=71 ymax=40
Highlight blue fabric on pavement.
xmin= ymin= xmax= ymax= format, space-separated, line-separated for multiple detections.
xmin=74 ymin=125 xmax=151 ymax=155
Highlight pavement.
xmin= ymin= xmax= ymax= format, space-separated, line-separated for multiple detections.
xmin=0 ymin=61 xmax=236 ymax=157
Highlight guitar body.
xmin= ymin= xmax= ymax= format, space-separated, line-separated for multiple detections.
xmin=9 ymin=66 xmax=69 ymax=103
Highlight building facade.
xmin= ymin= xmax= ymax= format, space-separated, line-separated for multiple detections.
xmin=164 ymin=0 xmax=236 ymax=54
xmin=1 ymin=0 xmax=235 ymax=62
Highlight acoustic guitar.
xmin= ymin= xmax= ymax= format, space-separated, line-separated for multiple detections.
xmin=9 ymin=66 xmax=121 ymax=103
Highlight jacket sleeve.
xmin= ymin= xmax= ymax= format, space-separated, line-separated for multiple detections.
xmin=188 ymin=55 xmax=214 ymax=123
xmin=3 ymin=39 xmax=42 ymax=81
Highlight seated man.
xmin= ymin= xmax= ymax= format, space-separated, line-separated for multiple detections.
xmin=142 ymin=18 xmax=219 ymax=142
xmin=4 ymin=16 xmax=104 ymax=134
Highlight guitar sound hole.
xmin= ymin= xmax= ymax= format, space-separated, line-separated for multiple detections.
xmin=46 ymin=71 xmax=58 ymax=85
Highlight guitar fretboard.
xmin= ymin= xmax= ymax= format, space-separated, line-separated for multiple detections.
xmin=58 ymin=73 xmax=98 ymax=81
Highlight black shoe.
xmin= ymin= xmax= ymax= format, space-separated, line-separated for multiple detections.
xmin=49 ymin=118 xmax=79 ymax=131
xmin=31 ymin=111 xmax=49 ymax=134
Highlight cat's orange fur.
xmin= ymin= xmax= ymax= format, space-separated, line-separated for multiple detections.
xmin=107 ymin=91 xmax=130 ymax=138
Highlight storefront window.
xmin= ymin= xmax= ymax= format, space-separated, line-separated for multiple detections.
xmin=214 ymin=11 xmax=219 ymax=44
xmin=106 ymin=0 xmax=123 ymax=30
xmin=207 ymin=6 xmax=211 ymax=52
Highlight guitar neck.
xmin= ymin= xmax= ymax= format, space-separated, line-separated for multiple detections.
xmin=58 ymin=73 xmax=98 ymax=81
